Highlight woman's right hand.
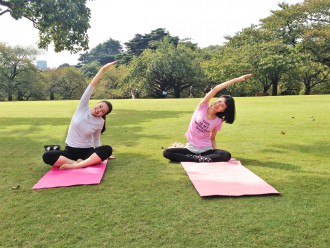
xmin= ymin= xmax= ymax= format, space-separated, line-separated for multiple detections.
xmin=237 ymin=74 xmax=253 ymax=82
xmin=90 ymin=61 xmax=118 ymax=87
xmin=101 ymin=61 xmax=117 ymax=71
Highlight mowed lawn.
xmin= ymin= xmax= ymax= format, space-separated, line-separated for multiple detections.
xmin=0 ymin=95 xmax=329 ymax=248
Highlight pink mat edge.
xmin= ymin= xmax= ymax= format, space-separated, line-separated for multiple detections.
xmin=181 ymin=160 xmax=281 ymax=197
xmin=32 ymin=160 xmax=108 ymax=190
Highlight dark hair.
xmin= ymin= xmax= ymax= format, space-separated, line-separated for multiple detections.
xmin=215 ymin=95 xmax=236 ymax=124
xmin=100 ymin=100 xmax=113 ymax=134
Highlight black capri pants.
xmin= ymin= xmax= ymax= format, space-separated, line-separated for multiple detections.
xmin=42 ymin=145 xmax=112 ymax=166
xmin=163 ymin=147 xmax=231 ymax=163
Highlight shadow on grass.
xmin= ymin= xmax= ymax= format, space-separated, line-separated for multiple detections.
xmin=0 ymin=108 xmax=191 ymax=189
xmin=238 ymin=158 xmax=299 ymax=171
xmin=0 ymin=117 xmax=70 ymax=125
xmin=262 ymin=141 xmax=329 ymax=158
xmin=202 ymin=193 xmax=282 ymax=201
xmin=0 ymin=109 xmax=191 ymax=147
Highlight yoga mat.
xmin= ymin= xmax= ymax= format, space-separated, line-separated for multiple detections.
xmin=181 ymin=159 xmax=280 ymax=197
xmin=32 ymin=160 xmax=107 ymax=189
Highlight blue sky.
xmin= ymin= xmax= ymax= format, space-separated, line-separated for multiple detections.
xmin=1 ymin=0 xmax=302 ymax=68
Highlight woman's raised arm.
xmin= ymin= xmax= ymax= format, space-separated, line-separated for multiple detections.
xmin=200 ymin=74 xmax=252 ymax=104
xmin=90 ymin=61 xmax=117 ymax=87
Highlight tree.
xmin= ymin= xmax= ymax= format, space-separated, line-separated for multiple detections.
xmin=201 ymin=45 xmax=260 ymax=97
xmin=80 ymin=61 xmax=101 ymax=78
xmin=16 ymin=69 xmax=45 ymax=100
xmin=42 ymin=67 xmax=86 ymax=100
xmin=253 ymin=41 xmax=296 ymax=96
xmin=261 ymin=0 xmax=330 ymax=67
xmin=260 ymin=0 xmax=330 ymax=94
xmin=94 ymin=64 xmax=129 ymax=99
xmin=123 ymin=37 xmax=205 ymax=98
xmin=297 ymin=53 xmax=330 ymax=94
xmin=56 ymin=67 xmax=86 ymax=100
xmin=0 ymin=0 xmax=91 ymax=53
xmin=58 ymin=63 xmax=71 ymax=68
xmin=78 ymin=38 xmax=123 ymax=66
xmin=300 ymin=0 xmax=330 ymax=67
xmin=302 ymin=26 xmax=330 ymax=67
xmin=222 ymin=26 xmax=296 ymax=96
xmin=119 ymin=28 xmax=180 ymax=64
xmin=0 ymin=43 xmax=38 ymax=100
xmin=41 ymin=69 xmax=62 ymax=100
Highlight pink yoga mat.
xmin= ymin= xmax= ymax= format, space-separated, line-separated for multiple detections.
xmin=181 ymin=159 xmax=280 ymax=197
xmin=32 ymin=160 xmax=107 ymax=189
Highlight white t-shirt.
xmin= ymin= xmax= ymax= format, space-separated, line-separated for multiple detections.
xmin=65 ymin=85 xmax=104 ymax=148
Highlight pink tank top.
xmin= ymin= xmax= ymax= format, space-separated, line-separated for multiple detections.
xmin=185 ymin=103 xmax=222 ymax=148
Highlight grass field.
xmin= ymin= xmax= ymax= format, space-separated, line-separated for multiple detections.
xmin=0 ymin=95 xmax=329 ymax=248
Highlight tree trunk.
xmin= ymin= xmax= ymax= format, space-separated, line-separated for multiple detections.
xmin=50 ymin=91 xmax=55 ymax=100
xmin=304 ymin=86 xmax=311 ymax=95
xmin=303 ymin=77 xmax=311 ymax=95
xmin=8 ymin=92 xmax=12 ymax=101
xmin=173 ymin=85 xmax=181 ymax=98
xmin=263 ymin=85 xmax=270 ymax=93
xmin=271 ymin=76 xmax=279 ymax=96
xmin=17 ymin=91 xmax=23 ymax=101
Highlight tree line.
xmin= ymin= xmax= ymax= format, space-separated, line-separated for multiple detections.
xmin=0 ymin=0 xmax=329 ymax=101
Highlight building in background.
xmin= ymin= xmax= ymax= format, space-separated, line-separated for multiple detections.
xmin=36 ymin=60 xmax=47 ymax=70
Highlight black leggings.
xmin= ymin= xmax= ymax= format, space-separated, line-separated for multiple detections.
xmin=163 ymin=147 xmax=231 ymax=163
xmin=42 ymin=145 xmax=112 ymax=166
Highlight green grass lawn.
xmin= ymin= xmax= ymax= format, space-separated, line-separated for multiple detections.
xmin=0 ymin=95 xmax=329 ymax=248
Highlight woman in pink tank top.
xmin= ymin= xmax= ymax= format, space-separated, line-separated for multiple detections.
xmin=163 ymin=74 xmax=252 ymax=163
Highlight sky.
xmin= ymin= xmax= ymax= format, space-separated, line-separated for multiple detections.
xmin=1 ymin=0 xmax=303 ymax=68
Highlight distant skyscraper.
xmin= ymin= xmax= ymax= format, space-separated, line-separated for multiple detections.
xmin=36 ymin=60 xmax=47 ymax=70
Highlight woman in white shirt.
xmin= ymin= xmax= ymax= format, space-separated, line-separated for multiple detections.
xmin=42 ymin=61 xmax=117 ymax=169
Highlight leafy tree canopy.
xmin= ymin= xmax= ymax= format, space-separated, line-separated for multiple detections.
xmin=0 ymin=0 xmax=91 ymax=53
xmin=80 ymin=60 xmax=101 ymax=78
xmin=0 ymin=42 xmax=38 ymax=100
xmin=78 ymin=38 xmax=123 ymax=66
xmin=123 ymin=37 xmax=205 ymax=98
xmin=118 ymin=28 xmax=180 ymax=64
xmin=261 ymin=0 xmax=330 ymax=67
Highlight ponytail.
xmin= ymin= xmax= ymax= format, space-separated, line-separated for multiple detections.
xmin=101 ymin=116 xmax=106 ymax=134
xmin=100 ymin=100 xmax=113 ymax=134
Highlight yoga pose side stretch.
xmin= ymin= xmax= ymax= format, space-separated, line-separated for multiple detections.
xmin=163 ymin=74 xmax=252 ymax=163
xmin=42 ymin=61 xmax=117 ymax=169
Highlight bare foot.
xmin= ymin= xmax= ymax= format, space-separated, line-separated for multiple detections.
xmin=168 ymin=142 xmax=185 ymax=148
xmin=60 ymin=162 xmax=77 ymax=170
xmin=109 ymin=155 xmax=116 ymax=159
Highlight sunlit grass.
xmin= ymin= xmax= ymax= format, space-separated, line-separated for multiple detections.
xmin=0 ymin=95 xmax=329 ymax=247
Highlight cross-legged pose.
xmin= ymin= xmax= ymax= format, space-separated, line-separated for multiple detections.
xmin=42 ymin=61 xmax=117 ymax=169
xmin=163 ymin=74 xmax=252 ymax=163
